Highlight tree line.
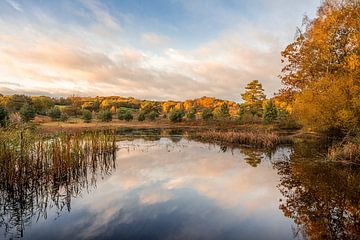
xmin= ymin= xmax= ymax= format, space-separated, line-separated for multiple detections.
xmin=0 ymin=81 xmax=293 ymax=126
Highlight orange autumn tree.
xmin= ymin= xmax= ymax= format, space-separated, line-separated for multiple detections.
xmin=280 ymin=0 xmax=360 ymax=133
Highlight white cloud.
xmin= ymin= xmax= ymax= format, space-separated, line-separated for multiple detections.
xmin=5 ymin=0 xmax=22 ymax=12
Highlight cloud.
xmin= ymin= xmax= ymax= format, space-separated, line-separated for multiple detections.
xmin=141 ymin=33 xmax=171 ymax=46
xmin=5 ymin=0 xmax=22 ymax=12
xmin=0 ymin=0 xmax=304 ymax=101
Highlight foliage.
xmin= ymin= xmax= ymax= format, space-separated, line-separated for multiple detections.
xmin=185 ymin=108 xmax=196 ymax=120
xmin=19 ymin=104 xmax=36 ymax=122
xmin=62 ymin=105 xmax=81 ymax=117
xmin=0 ymin=105 xmax=8 ymax=127
xmin=201 ymin=108 xmax=213 ymax=120
xmin=98 ymin=110 xmax=112 ymax=122
xmin=141 ymin=102 xmax=161 ymax=115
xmin=82 ymin=110 xmax=92 ymax=123
xmin=280 ymin=0 xmax=360 ymax=133
xmin=241 ymin=80 xmax=266 ymax=116
xmin=60 ymin=113 xmax=69 ymax=122
xmin=48 ymin=107 xmax=62 ymax=121
xmin=137 ymin=112 xmax=146 ymax=121
xmin=117 ymin=109 xmax=133 ymax=121
xmin=147 ymin=111 xmax=159 ymax=121
xmin=169 ymin=108 xmax=185 ymax=123
xmin=32 ymin=96 xmax=55 ymax=115
xmin=7 ymin=94 xmax=32 ymax=112
xmin=263 ymin=100 xmax=278 ymax=124
xmin=214 ymin=103 xmax=230 ymax=120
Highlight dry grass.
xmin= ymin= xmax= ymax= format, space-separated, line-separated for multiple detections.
xmin=0 ymin=128 xmax=117 ymax=187
xmin=327 ymin=142 xmax=360 ymax=163
xmin=194 ymin=130 xmax=293 ymax=148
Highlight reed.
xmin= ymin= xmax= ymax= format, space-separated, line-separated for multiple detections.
xmin=194 ymin=130 xmax=293 ymax=148
xmin=0 ymin=128 xmax=117 ymax=238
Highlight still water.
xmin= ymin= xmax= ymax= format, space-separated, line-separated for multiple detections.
xmin=1 ymin=133 xmax=359 ymax=239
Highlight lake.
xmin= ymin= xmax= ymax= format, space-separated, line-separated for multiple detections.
xmin=0 ymin=130 xmax=359 ymax=239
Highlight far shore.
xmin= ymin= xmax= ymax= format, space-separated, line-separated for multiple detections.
xmin=35 ymin=118 xmax=321 ymax=140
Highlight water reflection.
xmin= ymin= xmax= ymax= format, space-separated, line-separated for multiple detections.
xmin=274 ymin=139 xmax=360 ymax=239
xmin=0 ymin=133 xmax=358 ymax=239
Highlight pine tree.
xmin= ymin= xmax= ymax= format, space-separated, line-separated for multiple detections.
xmin=241 ymin=80 xmax=266 ymax=116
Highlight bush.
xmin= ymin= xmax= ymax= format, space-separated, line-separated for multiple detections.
xmin=48 ymin=107 xmax=62 ymax=121
xmin=117 ymin=109 xmax=133 ymax=121
xmin=148 ymin=111 xmax=159 ymax=121
xmin=138 ymin=112 xmax=146 ymax=121
xmin=19 ymin=104 xmax=36 ymax=122
xmin=82 ymin=110 xmax=92 ymax=123
xmin=277 ymin=110 xmax=301 ymax=130
xmin=185 ymin=108 xmax=196 ymax=121
xmin=98 ymin=110 xmax=112 ymax=122
xmin=169 ymin=109 xmax=185 ymax=123
xmin=201 ymin=108 xmax=213 ymax=120
xmin=0 ymin=105 xmax=8 ymax=127
xmin=60 ymin=113 xmax=69 ymax=122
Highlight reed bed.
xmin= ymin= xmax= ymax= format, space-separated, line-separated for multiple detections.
xmin=0 ymin=128 xmax=118 ymax=238
xmin=194 ymin=130 xmax=293 ymax=148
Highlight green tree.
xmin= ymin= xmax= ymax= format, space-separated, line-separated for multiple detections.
xmin=169 ymin=108 xmax=185 ymax=123
xmin=7 ymin=94 xmax=32 ymax=112
xmin=98 ymin=110 xmax=112 ymax=122
xmin=185 ymin=108 xmax=196 ymax=120
xmin=147 ymin=111 xmax=158 ymax=121
xmin=0 ymin=105 xmax=8 ymax=127
xmin=117 ymin=109 xmax=133 ymax=121
xmin=32 ymin=96 xmax=55 ymax=115
xmin=214 ymin=103 xmax=230 ymax=120
xmin=48 ymin=107 xmax=62 ymax=121
xmin=241 ymin=80 xmax=266 ymax=116
xmin=263 ymin=100 xmax=278 ymax=124
xmin=19 ymin=104 xmax=36 ymax=122
xmin=201 ymin=108 xmax=213 ymax=120
xmin=137 ymin=112 xmax=146 ymax=121
xmin=82 ymin=110 xmax=92 ymax=123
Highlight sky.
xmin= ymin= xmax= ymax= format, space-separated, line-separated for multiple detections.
xmin=0 ymin=0 xmax=320 ymax=102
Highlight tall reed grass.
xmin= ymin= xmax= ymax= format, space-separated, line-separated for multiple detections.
xmin=0 ymin=128 xmax=117 ymax=238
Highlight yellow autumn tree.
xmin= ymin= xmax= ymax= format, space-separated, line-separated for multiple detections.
xmin=280 ymin=0 xmax=360 ymax=133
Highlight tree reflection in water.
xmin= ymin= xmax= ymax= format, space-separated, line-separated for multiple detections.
xmin=274 ymin=155 xmax=360 ymax=239
xmin=0 ymin=133 xmax=116 ymax=239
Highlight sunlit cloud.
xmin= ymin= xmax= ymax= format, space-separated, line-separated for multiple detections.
xmin=0 ymin=0 xmax=319 ymax=101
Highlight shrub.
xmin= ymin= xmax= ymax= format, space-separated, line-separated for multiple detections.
xmin=82 ymin=110 xmax=92 ymax=123
xmin=0 ymin=105 xmax=8 ymax=127
xmin=48 ymin=107 xmax=62 ymax=121
xmin=169 ymin=109 xmax=185 ymax=123
xmin=19 ymin=104 xmax=36 ymax=122
xmin=185 ymin=108 xmax=196 ymax=120
xmin=201 ymin=108 xmax=213 ymax=120
xmin=119 ymin=112 xmax=133 ymax=121
xmin=148 ymin=111 xmax=159 ymax=121
xmin=98 ymin=110 xmax=112 ymax=122
xmin=60 ymin=113 xmax=69 ymax=122
xmin=117 ymin=109 xmax=133 ymax=121
xmin=138 ymin=112 xmax=146 ymax=121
